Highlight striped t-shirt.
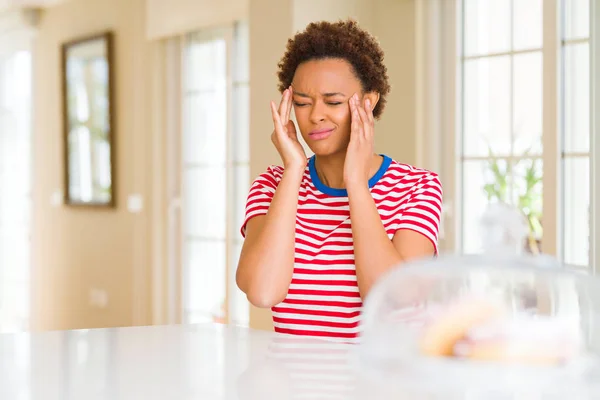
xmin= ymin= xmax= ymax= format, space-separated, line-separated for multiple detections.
xmin=241 ymin=154 xmax=443 ymax=342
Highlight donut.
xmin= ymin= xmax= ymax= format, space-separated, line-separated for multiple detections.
xmin=418 ymin=298 xmax=505 ymax=357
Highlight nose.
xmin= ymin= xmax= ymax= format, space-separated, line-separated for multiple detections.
xmin=309 ymin=101 xmax=326 ymax=124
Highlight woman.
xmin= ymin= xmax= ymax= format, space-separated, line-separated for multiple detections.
xmin=236 ymin=19 xmax=443 ymax=342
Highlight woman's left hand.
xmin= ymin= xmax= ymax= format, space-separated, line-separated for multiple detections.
xmin=343 ymin=93 xmax=375 ymax=188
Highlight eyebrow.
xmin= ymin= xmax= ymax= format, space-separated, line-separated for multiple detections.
xmin=293 ymin=91 xmax=346 ymax=98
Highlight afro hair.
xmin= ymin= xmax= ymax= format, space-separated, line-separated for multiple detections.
xmin=276 ymin=19 xmax=391 ymax=119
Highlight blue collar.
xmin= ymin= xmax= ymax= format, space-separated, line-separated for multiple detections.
xmin=308 ymin=154 xmax=392 ymax=197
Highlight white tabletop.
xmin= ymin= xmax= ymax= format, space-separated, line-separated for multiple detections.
xmin=0 ymin=322 xmax=595 ymax=399
xmin=0 ymin=323 xmax=369 ymax=400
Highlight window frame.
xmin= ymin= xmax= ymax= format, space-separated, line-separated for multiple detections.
xmin=591 ymin=0 xmax=600 ymax=274
xmin=433 ymin=0 xmax=597 ymax=273
xmin=180 ymin=26 xmax=232 ymax=325
xmin=161 ymin=21 xmax=250 ymax=327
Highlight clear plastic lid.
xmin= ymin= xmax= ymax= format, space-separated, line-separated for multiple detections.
xmin=355 ymin=204 xmax=600 ymax=398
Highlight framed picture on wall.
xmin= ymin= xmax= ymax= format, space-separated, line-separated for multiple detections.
xmin=61 ymin=31 xmax=116 ymax=208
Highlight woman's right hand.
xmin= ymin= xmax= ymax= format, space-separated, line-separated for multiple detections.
xmin=238 ymin=86 xmax=306 ymax=307
xmin=270 ymin=87 xmax=307 ymax=170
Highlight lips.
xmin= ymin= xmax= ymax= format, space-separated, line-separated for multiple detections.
xmin=308 ymin=128 xmax=334 ymax=140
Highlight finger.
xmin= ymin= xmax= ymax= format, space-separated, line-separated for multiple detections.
xmin=353 ymin=95 xmax=364 ymax=124
xmin=285 ymin=86 xmax=293 ymax=123
xmin=357 ymin=98 xmax=369 ymax=123
xmin=271 ymin=101 xmax=286 ymax=137
xmin=349 ymin=94 xmax=359 ymax=121
xmin=280 ymin=87 xmax=291 ymax=123
xmin=357 ymin=99 xmax=370 ymax=137
xmin=350 ymin=96 xmax=363 ymax=139
xmin=282 ymin=87 xmax=292 ymax=123
xmin=278 ymin=89 xmax=289 ymax=120
xmin=365 ymin=98 xmax=375 ymax=125
xmin=286 ymin=120 xmax=297 ymax=140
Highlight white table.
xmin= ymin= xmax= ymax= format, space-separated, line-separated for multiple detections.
xmin=0 ymin=323 xmax=593 ymax=399
xmin=0 ymin=323 xmax=375 ymax=400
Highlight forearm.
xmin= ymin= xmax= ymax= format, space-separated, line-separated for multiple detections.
xmin=347 ymin=183 xmax=403 ymax=299
xmin=236 ymin=168 xmax=304 ymax=307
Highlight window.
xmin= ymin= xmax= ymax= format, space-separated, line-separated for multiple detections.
xmin=460 ymin=0 xmax=544 ymax=255
xmin=561 ymin=0 xmax=591 ymax=268
xmin=451 ymin=0 xmax=595 ymax=270
xmin=0 ymin=48 xmax=32 ymax=333
xmin=180 ymin=21 xmax=250 ymax=326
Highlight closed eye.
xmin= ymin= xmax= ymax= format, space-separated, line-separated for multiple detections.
xmin=293 ymin=101 xmax=342 ymax=107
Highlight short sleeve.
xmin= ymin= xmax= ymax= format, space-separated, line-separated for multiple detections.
xmin=395 ymin=172 xmax=443 ymax=254
xmin=240 ymin=166 xmax=282 ymax=238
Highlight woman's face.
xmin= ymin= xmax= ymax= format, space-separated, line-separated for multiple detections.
xmin=291 ymin=58 xmax=376 ymax=157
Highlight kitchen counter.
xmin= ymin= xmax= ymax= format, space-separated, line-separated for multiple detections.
xmin=0 ymin=322 xmax=591 ymax=399
xmin=0 ymin=322 xmax=375 ymax=400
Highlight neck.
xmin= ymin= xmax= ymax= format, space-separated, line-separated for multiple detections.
xmin=314 ymin=152 xmax=346 ymax=189
xmin=313 ymin=152 xmax=382 ymax=189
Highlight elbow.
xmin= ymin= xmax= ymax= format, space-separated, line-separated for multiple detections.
xmin=245 ymin=291 xmax=285 ymax=309
xmin=240 ymin=278 xmax=287 ymax=308
xmin=236 ymin=270 xmax=286 ymax=308
xmin=236 ymin=253 xmax=290 ymax=308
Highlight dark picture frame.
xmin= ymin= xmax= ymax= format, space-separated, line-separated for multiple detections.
xmin=61 ymin=31 xmax=116 ymax=208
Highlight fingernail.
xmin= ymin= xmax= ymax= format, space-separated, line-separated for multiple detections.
xmin=366 ymin=99 xmax=371 ymax=108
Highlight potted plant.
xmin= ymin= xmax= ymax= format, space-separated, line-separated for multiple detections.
xmin=482 ymin=147 xmax=543 ymax=254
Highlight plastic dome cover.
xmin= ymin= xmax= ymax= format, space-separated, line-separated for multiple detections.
xmin=355 ymin=203 xmax=600 ymax=398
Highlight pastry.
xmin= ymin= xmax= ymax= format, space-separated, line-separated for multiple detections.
xmin=418 ymin=297 xmax=505 ymax=357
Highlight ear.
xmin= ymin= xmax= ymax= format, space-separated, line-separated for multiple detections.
xmin=363 ymin=91 xmax=380 ymax=112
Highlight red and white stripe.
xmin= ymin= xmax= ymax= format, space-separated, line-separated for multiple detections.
xmin=241 ymin=159 xmax=443 ymax=342
xmin=265 ymin=335 xmax=355 ymax=399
